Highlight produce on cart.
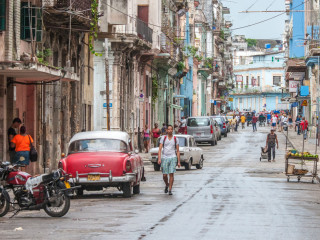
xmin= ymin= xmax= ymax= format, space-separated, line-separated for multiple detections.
xmin=285 ymin=149 xmax=319 ymax=183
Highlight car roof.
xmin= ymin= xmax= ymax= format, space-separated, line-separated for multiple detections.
xmin=69 ymin=131 xmax=130 ymax=144
xmin=187 ymin=116 xmax=211 ymax=119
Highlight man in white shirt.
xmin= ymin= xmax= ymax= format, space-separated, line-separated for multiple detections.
xmin=271 ymin=114 xmax=278 ymax=130
xmin=158 ymin=125 xmax=181 ymax=195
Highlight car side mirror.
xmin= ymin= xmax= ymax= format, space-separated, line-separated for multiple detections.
xmin=135 ymin=149 xmax=139 ymax=154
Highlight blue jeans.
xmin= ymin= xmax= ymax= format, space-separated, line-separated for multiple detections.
xmin=252 ymin=123 xmax=257 ymax=131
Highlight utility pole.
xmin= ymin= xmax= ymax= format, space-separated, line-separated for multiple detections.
xmin=105 ymin=39 xmax=110 ymax=130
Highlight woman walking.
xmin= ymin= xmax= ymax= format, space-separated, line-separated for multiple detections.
xmin=10 ymin=126 xmax=33 ymax=172
xmin=142 ymin=125 xmax=151 ymax=153
xmin=151 ymin=123 xmax=161 ymax=147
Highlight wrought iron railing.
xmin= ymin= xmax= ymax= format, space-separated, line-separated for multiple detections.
xmin=137 ymin=19 xmax=153 ymax=44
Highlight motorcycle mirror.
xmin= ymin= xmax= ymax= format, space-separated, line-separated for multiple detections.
xmin=61 ymin=153 xmax=66 ymax=158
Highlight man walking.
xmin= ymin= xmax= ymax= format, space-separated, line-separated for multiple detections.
xmin=266 ymin=129 xmax=279 ymax=162
xmin=271 ymin=114 xmax=277 ymax=130
xmin=7 ymin=118 xmax=22 ymax=163
xmin=241 ymin=115 xmax=246 ymax=129
xmin=300 ymin=117 xmax=308 ymax=140
xmin=158 ymin=125 xmax=181 ymax=195
xmin=252 ymin=115 xmax=258 ymax=132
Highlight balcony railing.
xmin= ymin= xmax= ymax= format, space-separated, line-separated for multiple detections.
xmin=42 ymin=0 xmax=92 ymax=17
xmin=307 ymin=39 xmax=320 ymax=56
xmin=137 ymin=19 xmax=153 ymax=44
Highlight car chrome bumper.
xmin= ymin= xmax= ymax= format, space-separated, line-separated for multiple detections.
xmin=70 ymin=171 xmax=136 ymax=184
xmin=194 ymin=136 xmax=214 ymax=142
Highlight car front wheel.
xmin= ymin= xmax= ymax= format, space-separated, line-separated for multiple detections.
xmin=196 ymin=157 xmax=204 ymax=169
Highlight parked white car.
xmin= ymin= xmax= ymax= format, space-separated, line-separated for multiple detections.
xmin=149 ymin=135 xmax=204 ymax=171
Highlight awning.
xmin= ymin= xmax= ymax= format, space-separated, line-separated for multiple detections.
xmin=171 ymin=104 xmax=183 ymax=110
xmin=0 ymin=61 xmax=79 ymax=82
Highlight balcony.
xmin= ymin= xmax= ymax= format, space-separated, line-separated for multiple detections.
xmin=307 ymin=40 xmax=320 ymax=57
xmin=42 ymin=0 xmax=92 ymax=17
xmin=137 ymin=19 xmax=153 ymax=44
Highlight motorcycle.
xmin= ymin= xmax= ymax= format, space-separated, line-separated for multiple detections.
xmin=0 ymin=162 xmax=75 ymax=217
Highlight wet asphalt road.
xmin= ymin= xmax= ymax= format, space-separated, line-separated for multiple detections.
xmin=1 ymin=126 xmax=320 ymax=240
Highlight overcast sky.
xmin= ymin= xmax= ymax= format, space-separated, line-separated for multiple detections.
xmin=222 ymin=0 xmax=286 ymax=40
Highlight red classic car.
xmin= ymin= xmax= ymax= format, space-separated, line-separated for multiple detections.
xmin=59 ymin=131 xmax=145 ymax=198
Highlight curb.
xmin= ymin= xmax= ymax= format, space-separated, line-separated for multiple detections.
xmin=282 ymin=132 xmax=320 ymax=184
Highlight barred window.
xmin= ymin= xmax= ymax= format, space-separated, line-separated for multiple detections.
xmin=21 ymin=3 xmax=42 ymax=41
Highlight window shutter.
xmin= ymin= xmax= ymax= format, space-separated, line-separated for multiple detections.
xmin=20 ymin=3 xmax=42 ymax=41
xmin=0 ymin=0 xmax=6 ymax=31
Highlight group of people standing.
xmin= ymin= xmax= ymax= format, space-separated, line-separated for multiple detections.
xmin=7 ymin=118 xmax=34 ymax=172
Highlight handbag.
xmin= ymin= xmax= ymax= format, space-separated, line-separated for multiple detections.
xmin=28 ymin=135 xmax=38 ymax=162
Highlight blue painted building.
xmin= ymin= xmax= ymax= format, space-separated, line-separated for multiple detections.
xmin=180 ymin=11 xmax=194 ymax=117
xmin=230 ymin=51 xmax=289 ymax=112
xmin=289 ymin=0 xmax=305 ymax=58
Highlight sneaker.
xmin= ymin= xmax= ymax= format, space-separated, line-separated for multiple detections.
xmin=168 ymin=191 xmax=172 ymax=195
xmin=164 ymin=186 xmax=168 ymax=193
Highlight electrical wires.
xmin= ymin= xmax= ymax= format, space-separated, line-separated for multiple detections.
xmin=231 ymin=0 xmax=309 ymax=31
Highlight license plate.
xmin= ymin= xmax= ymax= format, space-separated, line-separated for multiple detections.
xmin=64 ymin=181 xmax=71 ymax=188
xmin=196 ymin=133 xmax=202 ymax=136
xmin=88 ymin=174 xmax=100 ymax=181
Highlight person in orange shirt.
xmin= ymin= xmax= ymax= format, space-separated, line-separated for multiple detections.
xmin=10 ymin=126 xmax=33 ymax=172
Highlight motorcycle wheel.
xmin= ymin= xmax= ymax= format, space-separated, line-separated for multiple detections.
xmin=0 ymin=189 xmax=10 ymax=217
xmin=44 ymin=191 xmax=70 ymax=217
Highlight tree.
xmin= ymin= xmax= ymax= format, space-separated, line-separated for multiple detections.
xmin=246 ymin=39 xmax=257 ymax=48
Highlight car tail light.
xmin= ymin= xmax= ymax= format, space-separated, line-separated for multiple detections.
xmin=186 ymin=128 xmax=187 ymax=134
xmin=223 ymin=123 xmax=226 ymax=129
xmin=126 ymin=160 xmax=132 ymax=172
xmin=210 ymin=125 xmax=213 ymax=134
xmin=151 ymin=153 xmax=158 ymax=156
xmin=180 ymin=152 xmax=184 ymax=156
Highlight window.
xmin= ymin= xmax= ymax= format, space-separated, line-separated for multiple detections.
xmin=189 ymin=138 xmax=192 ymax=147
xmin=246 ymin=76 xmax=249 ymax=86
xmin=273 ymin=76 xmax=281 ymax=86
xmin=68 ymin=139 xmax=128 ymax=154
xmin=257 ymin=76 xmax=260 ymax=86
xmin=21 ymin=3 xmax=42 ymax=41
xmin=239 ymin=98 xmax=243 ymax=104
xmin=187 ymin=118 xmax=210 ymax=127
xmin=0 ymin=0 xmax=6 ymax=31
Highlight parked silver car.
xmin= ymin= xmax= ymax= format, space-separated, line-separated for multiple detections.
xmin=212 ymin=119 xmax=222 ymax=140
xmin=149 ymin=135 xmax=204 ymax=171
xmin=186 ymin=116 xmax=218 ymax=145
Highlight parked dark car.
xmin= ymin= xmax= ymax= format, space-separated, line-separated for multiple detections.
xmin=210 ymin=116 xmax=227 ymax=137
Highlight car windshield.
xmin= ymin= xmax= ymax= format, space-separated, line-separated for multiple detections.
xmin=187 ymin=118 xmax=210 ymax=127
xmin=156 ymin=137 xmax=187 ymax=147
xmin=68 ymin=139 xmax=128 ymax=154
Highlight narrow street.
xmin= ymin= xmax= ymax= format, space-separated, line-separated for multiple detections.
xmin=1 ymin=128 xmax=320 ymax=240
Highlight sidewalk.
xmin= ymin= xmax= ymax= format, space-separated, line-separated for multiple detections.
xmin=139 ymin=152 xmax=152 ymax=165
xmin=284 ymin=128 xmax=319 ymax=154
xmin=284 ymin=128 xmax=320 ymax=183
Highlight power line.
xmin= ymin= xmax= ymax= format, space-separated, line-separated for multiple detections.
xmin=245 ymin=0 xmax=259 ymax=12
xmin=266 ymin=0 xmax=277 ymax=11
xmin=231 ymin=0 xmax=309 ymax=31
